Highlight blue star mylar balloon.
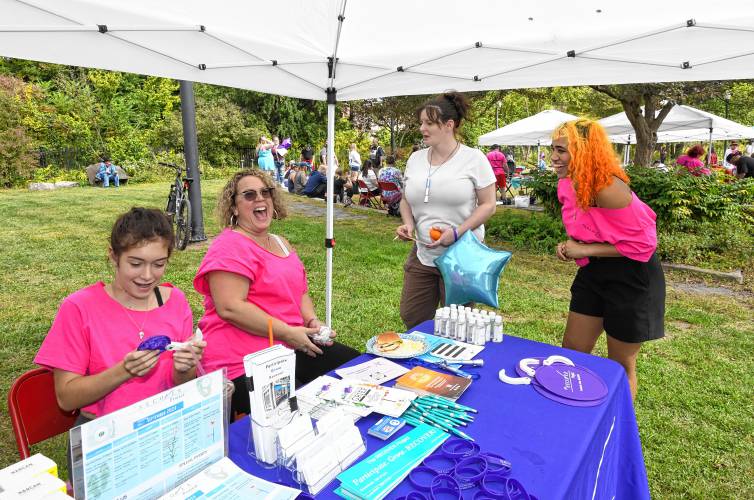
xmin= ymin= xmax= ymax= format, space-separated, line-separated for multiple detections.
xmin=434 ymin=231 xmax=512 ymax=308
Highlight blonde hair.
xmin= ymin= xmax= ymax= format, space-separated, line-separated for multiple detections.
xmin=216 ymin=169 xmax=288 ymax=228
xmin=552 ymin=119 xmax=628 ymax=210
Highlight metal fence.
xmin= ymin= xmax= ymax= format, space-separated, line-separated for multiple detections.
xmin=37 ymin=146 xmax=257 ymax=169
xmin=37 ymin=147 xmax=93 ymax=169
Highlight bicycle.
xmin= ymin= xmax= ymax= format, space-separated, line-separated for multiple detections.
xmin=160 ymin=161 xmax=193 ymax=250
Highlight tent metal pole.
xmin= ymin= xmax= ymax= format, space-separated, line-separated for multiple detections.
xmin=325 ymin=89 xmax=336 ymax=327
xmin=536 ymin=141 xmax=540 ymax=165
xmin=707 ymin=127 xmax=713 ymax=166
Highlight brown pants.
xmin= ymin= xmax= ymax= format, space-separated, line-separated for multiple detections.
xmin=400 ymin=246 xmax=446 ymax=330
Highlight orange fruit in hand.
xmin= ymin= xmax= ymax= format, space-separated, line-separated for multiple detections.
xmin=429 ymin=227 xmax=443 ymax=241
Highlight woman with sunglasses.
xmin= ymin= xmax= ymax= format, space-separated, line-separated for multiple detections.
xmin=193 ymin=169 xmax=359 ymax=418
xmin=552 ymin=119 xmax=665 ymax=400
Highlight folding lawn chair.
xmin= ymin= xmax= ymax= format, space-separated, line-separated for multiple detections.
xmin=357 ymin=179 xmax=383 ymax=209
xmin=378 ymin=181 xmax=401 ymax=216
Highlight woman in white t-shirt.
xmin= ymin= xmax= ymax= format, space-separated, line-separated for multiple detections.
xmin=395 ymin=92 xmax=497 ymax=328
xmin=357 ymin=159 xmax=380 ymax=198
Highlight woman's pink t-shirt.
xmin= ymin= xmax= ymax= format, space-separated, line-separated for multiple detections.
xmin=676 ymin=155 xmax=711 ymax=176
xmin=557 ymin=178 xmax=657 ymax=267
xmin=34 ymin=282 xmax=193 ymax=417
xmin=193 ymin=229 xmax=308 ymax=380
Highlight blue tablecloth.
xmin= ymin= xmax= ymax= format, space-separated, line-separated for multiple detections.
xmin=229 ymin=320 xmax=650 ymax=499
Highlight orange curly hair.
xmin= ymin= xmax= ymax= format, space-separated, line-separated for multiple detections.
xmin=552 ymin=119 xmax=628 ymax=210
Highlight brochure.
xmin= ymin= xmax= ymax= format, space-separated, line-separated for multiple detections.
xmin=296 ymin=376 xmax=372 ymax=421
xmin=159 ymin=456 xmax=298 ymax=500
xmin=244 ymin=345 xmax=297 ymax=464
xmin=69 ymin=370 xmax=227 ymax=500
xmin=394 ymin=366 xmax=472 ymax=401
xmin=335 ymin=424 xmax=448 ymax=500
xmin=334 ymin=358 xmax=409 ymax=384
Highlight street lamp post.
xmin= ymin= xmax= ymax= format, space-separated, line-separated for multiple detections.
xmin=495 ymin=100 xmax=501 ymax=129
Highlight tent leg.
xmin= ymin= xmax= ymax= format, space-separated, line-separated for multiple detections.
xmin=707 ymin=128 xmax=713 ymax=166
xmin=325 ymin=97 xmax=335 ymax=327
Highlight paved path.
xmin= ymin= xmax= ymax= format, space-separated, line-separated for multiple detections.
xmin=284 ymin=195 xmax=369 ymax=220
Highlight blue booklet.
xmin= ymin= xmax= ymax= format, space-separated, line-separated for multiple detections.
xmin=336 ymin=424 xmax=448 ymax=500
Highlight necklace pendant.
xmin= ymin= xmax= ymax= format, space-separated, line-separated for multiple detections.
xmin=139 ymin=331 xmax=144 ymax=340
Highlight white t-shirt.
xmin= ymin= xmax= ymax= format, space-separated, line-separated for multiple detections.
xmin=358 ymin=169 xmax=378 ymax=191
xmin=404 ymin=144 xmax=496 ymax=266
xmin=349 ymin=150 xmax=362 ymax=168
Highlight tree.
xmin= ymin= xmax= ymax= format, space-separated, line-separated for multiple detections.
xmin=350 ymin=96 xmax=426 ymax=153
xmin=591 ymin=82 xmax=728 ymax=166
xmin=0 ymin=75 xmax=37 ymax=186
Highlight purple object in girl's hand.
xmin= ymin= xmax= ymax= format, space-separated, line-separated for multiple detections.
xmin=137 ymin=335 xmax=171 ymax=352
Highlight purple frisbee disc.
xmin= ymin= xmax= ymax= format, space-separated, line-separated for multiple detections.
xmin=137 ymin=335 xmax=171 ymax=352
xmin=534 ymin=364 xmax=608 ymax=401
xmin=531 ymin=382 xmax=606 ymax=407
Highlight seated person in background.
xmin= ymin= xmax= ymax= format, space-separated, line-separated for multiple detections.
xmin=357 ymin=159 xmax=380 ymax=203
xmin=35 ymin=207 xmax=205 ymax=425
xmin=293 ymin=164 xmax=308 ymax=195
xmin=284 ymin=161 xmax=297 ymax=193
xmin=378 ymin=155 xmax=403 ymax=215
xmin=194 ymin=169 xmax=360 ymax=417
xmin=704 ymin=147 xmax=718 ymax=166
xmin=727 ymin=152 xmax=754 ymax=179
xmin=96 ymin=157 xmax=120 ymax=187
xmin=302 ymin=165 xmax=327 ymax=199
xmin=300 ymin=145 xmax=314 ymax=172
xmin=676 ymin=145 xmax=711 ymax=176
xmin=332 ymin=168 xmax=353 ymax=206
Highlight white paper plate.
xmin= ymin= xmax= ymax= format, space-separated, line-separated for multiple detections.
xmin=365 ymin=333 xmax=430 ymax=359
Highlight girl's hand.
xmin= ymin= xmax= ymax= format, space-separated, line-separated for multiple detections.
xmin=287 ymin=326 xmax=324 ymax=357
xmin=556 ymin=241 xmax=572 ymax=261
xmin=563 ymin=239 xmax=589 ymax=260
xmin=426 ymin=227 xmax=455 ymax=248
xmin=172 ymin=340 xmax=207 ymax=373
xmin=123 ymin=350 xmax=160 ymax=378
xmin=396 ymin=224 xmax=415 ymax=241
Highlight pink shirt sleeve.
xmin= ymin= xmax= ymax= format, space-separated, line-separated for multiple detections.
xmin=34 ymin=296 xmax=91 ymax=375
xmin=194 ymin=230 xmax=261 ymax=295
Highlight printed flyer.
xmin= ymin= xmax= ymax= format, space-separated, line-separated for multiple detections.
xmin=70 ymin=370 xmax=227 ymax=500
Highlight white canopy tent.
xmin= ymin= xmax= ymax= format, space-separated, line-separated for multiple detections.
xmin=601 ymin=104 xmax=754 ymax=164
xmin=478 ymin=109 xmax=577 ymax=162
xmin=3 ymin=0 xmax=754 ymax=324
xmin=478 ymin=110 xmax=578 ymax=146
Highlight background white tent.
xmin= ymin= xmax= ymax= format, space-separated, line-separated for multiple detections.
xmin=3 ymin=0 xmax=754 ymax=324
xmin=478 ymin=110 xmax=578 ymax=147
xmin=601 ymin=105 xmax=754 ymax=164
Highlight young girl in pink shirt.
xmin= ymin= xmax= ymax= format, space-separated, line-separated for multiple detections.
xmin=552 ymin=119 xmax=665 ymax=400
xmin=35 ymin=208 xmax=206 ymax=422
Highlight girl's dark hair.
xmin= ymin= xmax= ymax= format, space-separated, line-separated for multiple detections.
xmin=361 ymin=159 xmax=374 ymax=177
xmin=110 ymin=207 xmax=174 ymax=258
xmin=416 ymin=91 xmax=470 ymax=130
xmin=686 ymin=144 xmax=705 ymax=158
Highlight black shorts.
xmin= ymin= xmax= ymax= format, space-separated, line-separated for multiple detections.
xmin=570 ymin=253 xmax=665 ymax=343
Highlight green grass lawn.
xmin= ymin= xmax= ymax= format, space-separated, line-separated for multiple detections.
xmin=0 ymin=181 xmax=752 ymax=498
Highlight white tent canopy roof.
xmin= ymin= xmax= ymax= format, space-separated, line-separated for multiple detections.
xmin=478 ymin=110 xmax=577 ymax=146
xmin=601 ymin=105 xmax=754 ymax=144
xmin=2 ymin=0 xmax=754 ymax=101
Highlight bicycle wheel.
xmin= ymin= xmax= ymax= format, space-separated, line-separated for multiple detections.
xmin=175 ymin=194 xmax=192 ymax=250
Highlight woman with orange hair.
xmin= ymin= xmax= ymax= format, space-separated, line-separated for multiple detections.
xmin=552 ymin=119 xmax=665 ymax=399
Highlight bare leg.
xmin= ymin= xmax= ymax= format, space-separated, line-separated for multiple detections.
xmin=562 ymin=311 xmax=604 ymax=353
xmin=606 ymin=336 xmax=642 ymax=400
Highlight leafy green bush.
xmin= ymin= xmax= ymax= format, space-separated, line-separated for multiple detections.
xmin=0 ymin=75 xmax=37 ymax=187
xmin=486 ymin=209 xmax=566 ymax=253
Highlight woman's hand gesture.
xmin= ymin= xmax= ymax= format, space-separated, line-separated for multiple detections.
xmin=122 ymin=350 xmax=160 ymax=378
xmin=172 ymin=337 xmax=207 ymax=373
xmin=396 ymin=223 xmax=415 ymax=241
xmin=287 ymin=326 xmax=324 ymax=358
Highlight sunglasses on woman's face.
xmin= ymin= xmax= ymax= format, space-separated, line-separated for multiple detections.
xmin=237 ymin=187 xmax=274 ymax=201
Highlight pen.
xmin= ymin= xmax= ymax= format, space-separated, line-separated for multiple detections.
xmin=427 ymin=395 xmax=478 ymax=413
xmin=403 ymin=414 xmax=452 ymax=434
xmin=449 ymin=427 xmax=475 ymax=441
xmin=404 ymin=410 xmax=456 ymax=430
xmin=408 ymin=408 xmax=467 ymax=428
